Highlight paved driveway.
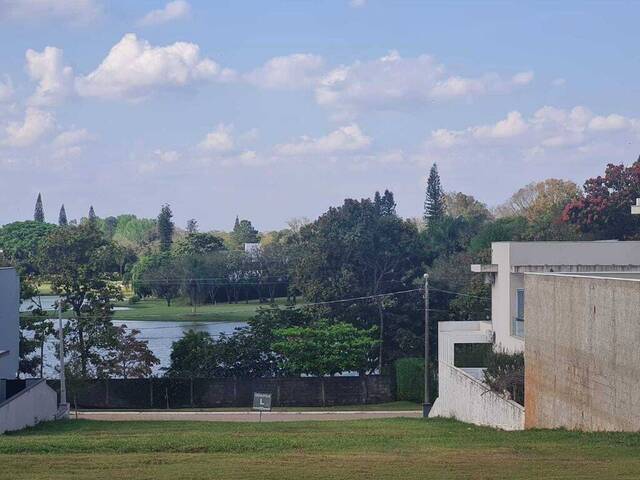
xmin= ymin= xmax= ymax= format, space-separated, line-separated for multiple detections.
xmin=77 ymin=410 xmax=422 ymax=422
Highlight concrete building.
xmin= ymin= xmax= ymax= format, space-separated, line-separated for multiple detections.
xmin=430 ymin=241 xmax=640 ymax=430
xmin=0 ymin=267 xmax=59 ymax=433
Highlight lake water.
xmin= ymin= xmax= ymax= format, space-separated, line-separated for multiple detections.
xmin=22 ymin=296 xmax=247 ymax=377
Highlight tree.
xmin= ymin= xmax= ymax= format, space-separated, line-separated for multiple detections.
xmin=38 ymin=223 xmax=123 ymax=377
xmin=157 ymin=204 xmax=174 ymax=252
xmin=167 ymin=330 xmax=218 ymax=377
xmin=102 ymin=216 xmax=118 ymax=240
xmin=131 ymin=252 xmax=180 ymax=306
xmin=186 ymin=219 xmax=198 ymax=234
xmin=562 ymin=160 xmax=640 ymax=239
xmin=103 ymin=325 xmax=159 ymax=379
xmin=272 ymin=321 xmax=378 ymax=376
xmin=88 ymin=205 xmax=97 ymax=223
xmin=444 ymin=192 xmax=492 ymax=225
xmin=231 ymin=217 xmax=260 ymax=246
xmin=58 ymin=205 xmax=68 ymax=226
xmin=111 ymin=214 xmax=157 ymax=254
xmin=173 ymin=232 xmax=226 ymax=256
xmin=424 ymin=163 xmax=445 ymax=223
xmin=495 ymin=179 xmax=580 ymax=222
xmin=374 ymin=189 xmax=396 ymax=216
xmin=0 ymin=221 xmax=57 ymax=274
xmin=34 ymin=193 xmax=44 ymax=222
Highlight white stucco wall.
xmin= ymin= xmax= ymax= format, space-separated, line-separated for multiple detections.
xmin=430 ymin=361 xmax=524 ymax=430
xmin=0 ymin=380 xmax=58 ymax=433
xmin=0 ymin=268 xmax=19 ymax=379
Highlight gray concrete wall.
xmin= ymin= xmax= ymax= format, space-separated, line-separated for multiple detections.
xmin=0 ymin=379 xmax=58 ymax=433
xmin=0 ymin=268 xmax=19 ymax=379
xmin=524 ymin=273 xmax=640 ymax=431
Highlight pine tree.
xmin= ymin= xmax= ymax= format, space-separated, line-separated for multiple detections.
xmin=158 ymin=204 xmax=174 ymax=252
xmin=58 ymin=204 xmax=68 ymax=226
xmin=424 ymin=163 xmax=445 ymax=223
xmin=374 ymin=190 xmax=396 ymax=216
xmin=88 ymin=205 xmax=97 ymax=223
xmin=186 ymin=218 xmax=198 ymax=234
xmin=233 ymin=215 xmax=240 ymax=231
xmin=34 ymin=193 xmax=44 ymax=222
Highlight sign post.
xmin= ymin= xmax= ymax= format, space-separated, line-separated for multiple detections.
xmin=252 ymin=392 xmax=272 ymax=422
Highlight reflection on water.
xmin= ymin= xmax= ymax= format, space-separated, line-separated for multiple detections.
xmin=21 ymin=296 xmax=246 ymax=377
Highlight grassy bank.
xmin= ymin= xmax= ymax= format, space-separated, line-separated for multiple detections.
xmin=112 ymin=297 xmax=289 ymax=322
xmin=2 ymin=418 xmax=640 ymax=479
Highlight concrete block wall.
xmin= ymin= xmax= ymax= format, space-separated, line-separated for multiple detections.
xmin=525 ymin=273 xmax=640 ymax=431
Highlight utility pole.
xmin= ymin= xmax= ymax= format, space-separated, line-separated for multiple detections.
xmin=58 ymin=301 xmax=69 ymax=418
xmin=423 ymin=273 xmax=431 ymax=418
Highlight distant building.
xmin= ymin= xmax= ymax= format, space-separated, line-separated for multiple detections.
xmin=430 ymin=241 xmax=640 ymax=430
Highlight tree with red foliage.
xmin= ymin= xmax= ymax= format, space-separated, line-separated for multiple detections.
xmin=562 ymin=159 xmax=640 ymax=239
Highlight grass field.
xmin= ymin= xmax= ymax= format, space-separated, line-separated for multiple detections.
xmin=2 ymin=418 xmax=640 ymax=479
xmin=112 ymin=297 xmax=289 ymax=322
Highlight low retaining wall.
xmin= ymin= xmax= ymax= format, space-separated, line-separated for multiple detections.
xmin=430 ymin=362 xmax=524 ymax=430
xmin=47 ymin=375 xmax=394 ymax=409
xmin=0 ymin=379 xmax=58 ymax=433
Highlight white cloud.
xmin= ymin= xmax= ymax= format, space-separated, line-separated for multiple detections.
xmin=75 ymin=34 xmax=234 ymax=100
xmin=423 ymin=106 xmax=640 ymax=166
xmin=349 ymin=0 xmax=366 ymax=7
xmin=245 ymin=53 xmax=324 ymax=89
xmin=275 ymin=124 xmax=371 ymax=156
xmin=0 ymin=75 xmax=13 ymax=102
xmin=315 ymin=51 xmax=534 ymax=113
xmin=26 ymin=46 xmax=74 ymax=106
xmin=52 ymin=128 xmax=93 ymax=149
xmin=138 ymin=0 xmax=190 ymax=27
xmin=3 ymin=108 xmax=55 ymax=147
xmin=0 ymin=0 xmax=102 ymax=24
xmin=199 ymin=123 xmax=234 ymax=152
xmin=137 ymin=149 xmax=181 ymax=173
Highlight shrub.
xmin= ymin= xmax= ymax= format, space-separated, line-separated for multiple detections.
xmin=128 ymin=294 xmax=140 ymax=305
xmin=395 ymin=357 xmax=424 ymax=403
xmin=483 ymin=349 xmax=524 ymax=406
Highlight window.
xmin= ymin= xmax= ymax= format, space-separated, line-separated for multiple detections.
xmin=513 ymin=288 xmax=525 ymax=337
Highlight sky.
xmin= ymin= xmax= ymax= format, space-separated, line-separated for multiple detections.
xmin=0 ymin=0 xmax=639 ymax=231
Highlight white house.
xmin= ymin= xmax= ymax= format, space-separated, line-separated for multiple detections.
xmin=430 ymin=240 xmax=640 ymax=429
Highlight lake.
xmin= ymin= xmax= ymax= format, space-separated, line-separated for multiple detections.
xmin=22 ymin=296 xmax=247 ymax=377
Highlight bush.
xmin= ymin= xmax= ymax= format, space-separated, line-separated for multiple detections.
xmin=128 ymin=294 xmax=140 ymax=305
xmin=395 ymin=357 xmax=424 ymax=403
xmin=483 ymin=349 xmax=524 ymax=406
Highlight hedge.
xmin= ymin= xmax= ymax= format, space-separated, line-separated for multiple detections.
xmin=394 ymin=357 xmax=424 ymax=403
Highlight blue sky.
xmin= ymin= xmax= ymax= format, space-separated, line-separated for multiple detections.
xmin=0 ymin=0 xmax=639 ymax=230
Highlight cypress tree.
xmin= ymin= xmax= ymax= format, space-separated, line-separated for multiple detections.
xmin=88 ymin=205 xmax=97 ymax=223
xmin=58 ymin=204 xmax=68 ymax=226
xmin=158 ymin=204 xmax=174 ymax=251
xmin=424 ymin=163 xmax=445 ymax=223
xmin=34 ymin=193 xmax=44 ymax=222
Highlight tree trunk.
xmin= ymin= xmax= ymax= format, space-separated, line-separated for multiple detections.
xmin=377 ymin=301 xmax=384 ymax=373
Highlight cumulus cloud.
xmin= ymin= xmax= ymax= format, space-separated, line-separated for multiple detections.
xmin=274 ymin=124 xmax=371 ymax=156
xmin=199 ymin=123 xmax=234 ymax=152
xmin=315 ymin=50 xmax=533 ymax=113
xmin=0 ymin=0 xmax=102 ymax=24
xmin=137 ymin=0 xmax=190 ymax=27
xmin=26 ymin=46 xmax=74 ymax=106
xmin=137 ymin=149 xmax=182 ymax=173
xmin=245 ymin=53 xmax=325 ymax=89
xmin=3 ymin=108 xmax=55 ymax=147
xmin=424 ymin=106 xmax=640 ymax=164
xmin=0 ymin=75 xmax=13 ymax=102
xmin=75 ymin=34 xmax=234 ymax=100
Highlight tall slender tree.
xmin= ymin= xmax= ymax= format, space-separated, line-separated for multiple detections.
xmin=186 ymin=218 xmax=198 ymax=234
xmin=88 ymin=205 xmax=97 ymax=223
xmin=424 ymin=163 xmax=445 ymax=223
xmin=34 ymin=193 xmax=44 ymax=223
xmin=157 ymin=204 xmax=174 ymax=252
xmin=58 ymin=205 xmax=68 ymax=226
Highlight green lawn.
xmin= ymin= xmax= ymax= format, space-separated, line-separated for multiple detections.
xmin=112 ymin=297 xmax=289 ymax=322
xmin=2 ymin=418 xmax=640 ymax=479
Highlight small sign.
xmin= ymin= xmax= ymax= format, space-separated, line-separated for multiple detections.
xmin=252 ymin=392 xmax=272 ymax=412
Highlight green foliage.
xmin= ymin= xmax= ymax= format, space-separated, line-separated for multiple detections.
xmin=0 ymin=221 xmax=57 ymax=274
xmin=102 ymin=325 xmax=159 ymax=379
xmin=128 ymin=294 xmax=140 ymax=304
xmin=468 ymin=216 xmax=529 ymax=253
xmin=173 ymin=232 xmax=226 ymax=256
xmin=231 ymin=217 xmax=260 ymax=246
xmin=484 ymin=349 xmax=525 ymax=406
xmin=111 ymin=215 xmax=157 ymax=253
xmin=374 ymin=189 xmax=396 ymax=216
xmin=131 ymin=251 xmax=180 ymax=305
xmin=34 ymin=193 xmax=44 ymax=222
xmin=272 ymin=321 xmax=378 ymax=376
xmin=424 ymin=163 xmax=445 ymax=222
xmin=168 ymin=330 xmax=218 ymax=377
xmin=58 ymin=205 xmax=68 ymax=226
xmin=394 ymin=357 xmax=424 ymax=403
xmin=157 ymin=204 xmax=174 ymax=252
